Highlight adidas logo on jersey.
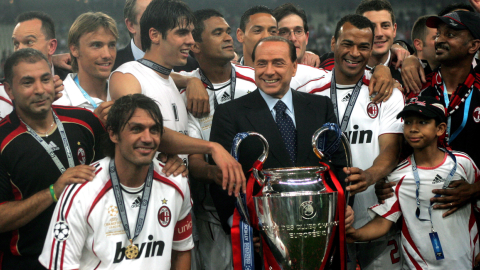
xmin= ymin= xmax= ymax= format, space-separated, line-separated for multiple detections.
xmin=342 ymin=93 xmax=352 ymax=102
xmin=220 ymin=92 xmax=230 ymax=102
xmin=49 ymin=141 xmax=60 ymax=151
xmin=432 ymin=174 xmax=444 ymax=184
xmin=114 ymin=235 xmax=165 ymax=263
xmin=131 ymin=197 xmax=142 ymax=208
xmin=346 ymin=125 xmax=373 ymax=144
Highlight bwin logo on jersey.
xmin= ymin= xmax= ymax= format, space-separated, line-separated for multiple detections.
xmin=131 ymin=197 xmax=142 ymax=208
xmin=432 ymin=174 xmax=444 ymax=184
xmin=113 ymin=235 xmax=165 ymax=263
xmin=347 ymin=125 xmax=373 ymax=144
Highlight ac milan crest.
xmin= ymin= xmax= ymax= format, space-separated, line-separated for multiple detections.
xmin=473 ymin=107 xmax=480 ymax=123
xmin=367 ymin=102 xmax=379 ymax=118
xmin=158 ymin=206 xmax=171 ymax=227
xmin=77 ymin=147 xmax=86 ymax=164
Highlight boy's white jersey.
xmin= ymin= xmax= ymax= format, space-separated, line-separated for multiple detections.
xmin=369 ymin=151 xmax=480 ymax=269
xmin=39 ymin=157 xmax=193 ymax=270
xmin=297 ymin=70 xmax=404 ymax=228
xmin=54 ymin=73 xmax=105 ymax=112
xmin=109 ymin=61 xmax=188 ymax=136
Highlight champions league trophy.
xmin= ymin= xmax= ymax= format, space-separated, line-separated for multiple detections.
xmin=231 ymin=123 xmax=352 ymax=269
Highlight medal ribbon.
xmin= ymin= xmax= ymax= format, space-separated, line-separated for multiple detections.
xmin=137 ymin=58 xmax=172 ymax=76
xmin=21 ymin=110 xmax=74 ymax=173
xmin=411 ymin=149 xmax=457 ymax=228
xmin=330 ymin=68 xmax=364 ymax=132
xmin=109 ymin=159 xmax=154 ymax=245
xmin=199 ymin=65 xmax=236 ymax=109
xmin=73 ymin=75 xmax=98 ymax=109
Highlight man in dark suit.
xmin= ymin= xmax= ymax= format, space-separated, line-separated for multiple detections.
xmin=210 ymin=36 xmax=352 ymax=269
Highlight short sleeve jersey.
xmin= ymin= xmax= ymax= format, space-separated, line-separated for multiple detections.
xmin=0 ymin=84 xmax=13 ymax=120
xmin=109 ymin=61 xmax=188 ymax=136
xmin=179 ymin=64 xmax=257 ymax=223
xmin=39 ymin=157 xmax=193 ymax=270
xmin=369 ymin=151 xmax=480 ymax=269
xmin=53 ymin=73 xmax=105 ymax=111
xmin=0 ymin=106 xmax=105 ymax=257
xmin=297 ymin=70 xmax=405 ymax=228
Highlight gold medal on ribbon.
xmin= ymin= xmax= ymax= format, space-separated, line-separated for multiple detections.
xmin=125 ymin=239 xmax=139 ymax=259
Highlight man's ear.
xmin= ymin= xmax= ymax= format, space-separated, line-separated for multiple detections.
xmin=237 ymin=28 xmax=245 ymax=43
xmin=108 ymin=128 xmax=119 ymax=144
xmin=191 ymin=42 xmax=201 ymax=54
xmin=392 ymin=23 xmax=397 ymax=39
xmin=70 ymin=44 xmax=79 ymax=58
xmin=469 ymin=39 xmax=480 ymax=55
xmin=330 ymin=36 xmax=336 ymax=52
xmin=413 ymin=39 xmax=423 ymax=53
xmin=47 ymin=39 xmax=58 ymax=57
xmin=4 ymin=82 xmax=14 ymax=101
xmin=125 ymin=18 xmax=136 ymax=35
xmin=149 ymin=27 xmax=161 ymax=46
xmin=292 ymin=60 xmax=298 ymax=77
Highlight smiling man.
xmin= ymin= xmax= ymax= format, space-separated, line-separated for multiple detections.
xmin=40 ymin=94 xmax=193 ymax=269
xmin=296 ymin=14 xmax=404 ymax=270
xmin=210 ymin=36 xmax=350 ymax=269
xmin=53 ymin=12 xmax=117 ymax=121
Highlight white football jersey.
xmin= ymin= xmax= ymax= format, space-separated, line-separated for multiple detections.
xmin=290 ymin=64 xmax=329 ymax=90
xmin=297 ymin=70 xmax=404 ymax=228
xmin=54 ymin=73 xmax=105 ymax=112
xmin=39 ymin=157 xmax=193 ymax=270
xmin=369 ymin=151 xmax=480 ymax=269
xmin=0 ymin=84 xmax=13 ymax=120
xmin=179 ymin=64 xmax=257 ymax=223
xmin=109 ymin=61 xmax=188 ymax=136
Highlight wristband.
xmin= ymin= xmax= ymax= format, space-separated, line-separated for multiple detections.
xmin=49 ymin=184 xmax=58 ymax=202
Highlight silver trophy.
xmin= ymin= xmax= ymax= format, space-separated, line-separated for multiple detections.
xmin=231 ymin=124 xmax=352 ymax=269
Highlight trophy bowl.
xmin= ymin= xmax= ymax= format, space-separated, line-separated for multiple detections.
xmin=255 ymin=190 xmax=338 ymax=269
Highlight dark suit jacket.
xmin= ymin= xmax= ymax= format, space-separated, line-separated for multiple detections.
xmin=113 ymin=42 xmax=199 ymax=72
xmin=209 ymin=89 xmax=347 ymax=232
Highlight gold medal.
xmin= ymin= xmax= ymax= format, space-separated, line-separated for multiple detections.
xmin=125 ymin=239 xmax=139 ymax=259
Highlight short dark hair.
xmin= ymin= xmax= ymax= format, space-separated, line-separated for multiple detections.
xmin=438 ymin=2 xmax=475 ymax=16
xmin=252 ymin=36 xmax=297 ymax=63
xmin=334 ymin=14 xmax=375 ymax=43
xmin=4 ymin=48 xmax=49 ymax=86
xmin=124 ymin=0 xmax=137 ymax=39
xmin=240 ymin=5 xmax=273 ymax=32
xmin=411 ymin=15 xmax=430 ymax=52
xmin=355 ymin=0 xmax=396 ymax=24
xmin=16 ymin=11 xmax=56 ymax=40
xmin=273 ymin=3 xmax=309 ymax=33
xmin=192 ymin=9 xmax=224 ymax=42
xmin=102 ymin=94 xmax=164 ymax=158
xmin=140 ymin=0 xmax=195 ymax=51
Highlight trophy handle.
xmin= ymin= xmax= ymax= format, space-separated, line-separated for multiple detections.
xmin=231 ymin=132 xmax=269 ymax=184
xmin=312 ymin=123 xmax=353 ymax=199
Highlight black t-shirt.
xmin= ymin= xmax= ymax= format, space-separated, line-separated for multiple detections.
xmin=0 ymin=106 xmax=105 ymax=265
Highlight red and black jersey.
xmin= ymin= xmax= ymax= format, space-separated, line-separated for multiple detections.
xmin=0 ymin=105 xmax=105 ymax=267
xmin=420 ymin=67 xmax=480 ymax=166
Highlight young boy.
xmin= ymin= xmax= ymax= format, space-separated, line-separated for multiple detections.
xmin=346 ymin=96 xmax=480 ymax=269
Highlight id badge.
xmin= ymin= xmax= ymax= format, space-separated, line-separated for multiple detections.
xmin=429 ymin=232 xmax=445 ymax=260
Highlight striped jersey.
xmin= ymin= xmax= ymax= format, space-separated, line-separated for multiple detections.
xmin=39 ymin=157 xmax=193 ymax=269
xmin=369 ymin=151 xmax=480 ymax=269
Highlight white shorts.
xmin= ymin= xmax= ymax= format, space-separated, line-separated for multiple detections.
xmin=347 ymin=233 xmax=403 ymax=270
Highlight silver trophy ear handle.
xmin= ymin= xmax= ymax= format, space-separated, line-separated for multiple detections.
xmin=231 ymin=132 xmax=269 ymax=184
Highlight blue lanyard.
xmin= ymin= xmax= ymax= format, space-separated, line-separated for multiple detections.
xmin=74 ymin=75 xmax=98 ymax=109
xmin=411 ymin=150 xmax=456 ymax=231
xmin=442 ymin=82 xmax=473 ymax=143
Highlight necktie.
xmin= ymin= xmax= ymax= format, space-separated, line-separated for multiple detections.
xmin=274 ymin=100 xmax=297 ymax=164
